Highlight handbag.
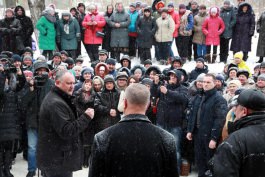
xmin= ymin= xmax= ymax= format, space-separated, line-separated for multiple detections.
xmin=96 ymin=31 xmax=105 ymax=38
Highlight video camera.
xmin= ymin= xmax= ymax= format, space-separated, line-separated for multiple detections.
xmin=33 ymin=72 xmax=49 ymax=88
xmin=157 ymin=74 xmax=170 ymax=85
xmin=0 ymin=62 xmax=17 ymax=74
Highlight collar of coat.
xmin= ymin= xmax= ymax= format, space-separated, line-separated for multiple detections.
xmin=120 ymin=114 xmax=152 ymax=123
xmin=52 ymin=86 xmax=75 ymax=102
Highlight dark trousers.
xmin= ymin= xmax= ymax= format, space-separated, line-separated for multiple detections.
xmin=84 ymin=44 xmax=99 ymax=63
xmin=194 ymin=130 xmax=215 ymax=177
xmin=42 ymin=50 xmax=53 ymax=60
xmin=157 ymin=42 xmax=171 ymax=61
xmin=138 ymin=48 xmax=151 ymax=63
xmin=220 ymin=37 xmax=230 ymax=63
xmin=44 ymin=170 xmax=73 ymax=177
xmin=129 ymin=36 xmax=137 ymax=57
xmin=77 ymin=40 xmax=82 ymax=57
xmin=188 ymin=35 xmax=198 ymax=59
xmin=65 ymin=50 xmax=77 ymax=60
xmin=206 ymin=45 xmax=217 ymax=55
xmin=176 ymin=36 xmax=190 ymax=58
xmin=0 ymin=141 xmax=15 ymax=169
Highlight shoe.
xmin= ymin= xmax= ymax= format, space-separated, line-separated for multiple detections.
xmin=3 ymin=168 xmax=14 ymax=177
xmin=205 ymin=54 xmax=211 ymax=63
xmin=212 ymin=54 xmax=217 ymax=63
xmin=0 ymin=167 xmax=4 ymax=177
xmin=26 ymin=171 xmax=36 ymax=177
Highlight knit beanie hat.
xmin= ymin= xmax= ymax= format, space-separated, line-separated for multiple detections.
xmin=196 ymin=73 xmax=206 ymax=82
xmin=134 ymin=68 xmax=143 ymax=75
xmin=228 ymin=79 xmax=241 ymax=88
xmin=167 ymin=2 xmax=174 ymax=7
xmin=196 ymin=57 xmax=205 ymax=64
xmin=179 ymin=4 xmax=186 ymax=9
xmin=104 ymin=74 xmax=115 ymax=83
xmin=258 ymin=74 xmax=265 ymax=81
xmin=234 ymin=52 xmax=244 ymax=60
xmin=11 ymin=54 xmax=22 ymax=62
xmin=210 ymin=7 xmax=218 ymax=14
xmin=224 ymin=0 xmax=231 ymax=5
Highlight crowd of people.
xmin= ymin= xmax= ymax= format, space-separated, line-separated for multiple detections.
xmin=0 ymin=0 xmax=265 ymax=177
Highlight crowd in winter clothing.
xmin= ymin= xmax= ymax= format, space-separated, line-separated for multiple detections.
xmin=0 ymin=0 xmax=265 ymax=177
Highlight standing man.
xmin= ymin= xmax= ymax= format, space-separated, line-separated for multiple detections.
xmin=128 ymin=3 xmax=139 ymax=58
xmin=89 ymin=83 xmax=179 ymax=177
xmin=186 ymin=74 xmax=227 ymax=177
xmin=214 ymin=89 xmax=265 ymax=177
xmin=37 ymin=70 xmax=94 ymax=177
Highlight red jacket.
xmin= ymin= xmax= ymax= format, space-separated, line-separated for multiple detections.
xmin=82 ymin=11 xmax=106 ymax=44
xmin=202 ymin=8 xmax=225 ymax=46
xmin=168 ymin=10 xmax=180 ymax=37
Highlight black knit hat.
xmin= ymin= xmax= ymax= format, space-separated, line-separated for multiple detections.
xmin=143 ymin=59 xmax=152 ymax=65
xmin=237 ymin=69 xmax=249 ymax=78
xmin=60 ymin=50 xmax=69 ymax=56
xmin=106 ymin=58 xmax=116 ymax=65
xmin=52 ymin=52 xmax=62 ymax=59
xmin=11 ymin=54 xmax=22 ymax=62
xmin=196 ymin=57 xmax=205 ymax=64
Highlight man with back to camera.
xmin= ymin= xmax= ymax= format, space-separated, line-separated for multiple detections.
xmin=37 ymin=70 xmax=94 ymax=177
xmin=214 ymin=89 xmax=265 ymax=177
xmin=89 ymin=83 xmax=179 ymax=177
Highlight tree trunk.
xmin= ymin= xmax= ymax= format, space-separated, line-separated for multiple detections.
xmin=5 ymin=0 xmax=16 ymax=8
xmin=28 ymin=0 xmax=45 ymax=44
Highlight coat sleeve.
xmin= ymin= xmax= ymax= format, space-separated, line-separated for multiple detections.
xmin=50 ymin=103 xmax=91 ymax=139
xmin=165 ymin=87 xmax=189 ymax=105
xmin=175 ymin=13 xmax=180 ymax=31
xmin=96 ymin=15 xmax=106 ymax=28
xmin=120 ymin=14 xmax=131 ymax=28
xmin=108 ymin=14 xmax=116 ymax=27
xmin=152 ymin=18 xmax=157 ymax=35
xmin=213 ymin=140 xmax=241 ymax=177
xmin=88 ymin=134 xmax=106 ymax=177
xmin=26 ymin=17 xmax=34 ymax=37
xmin=249 ymin=13 xmax=256 ymax=36
xmin=12 ymin=20 xmax=22 ymax=35
xmin=218 ymin=18 xmax=225 ymax=35
xmin=186 ymin=14 xmax=194 ymax=31
xmin=169 ymin=17 xmax=175 ymax=35
xmin=211 ymin=96 xmax=228 ymax=142
xmin=202 ymin=18 xmax=209 ymax=35
xmin=193 ymin=16 xmax=200 ymax=32
xmin=230 ymin=9 xmax=237 ymax=29
xmin=257 ymin=14 xmax=261 ymax=33
xmin=73 ymin=18 xmax=81 ymax=37
xmin=82 ymin=15 xmax=89 ymax=28
xmin=36 ymin=17 xmax=47 ymax=35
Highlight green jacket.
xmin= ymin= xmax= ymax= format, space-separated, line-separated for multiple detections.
xmin=36 ymin=16 xmax=56 ymax=50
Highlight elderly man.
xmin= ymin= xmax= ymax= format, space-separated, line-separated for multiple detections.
xmin=214 ymin=89 xmax=265 ymax=177
xmin=89 ymin=83 xmax=179 ymax=177
xmin=37 ymin=70 xmax=94 ymax=177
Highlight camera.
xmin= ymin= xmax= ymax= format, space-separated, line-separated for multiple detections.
xmin=158 ymin=74 xmax=170 ymax=83
xmin=33 ymin=72 xmax=49 ymax=88
xmin=1 ymin=63 xmax=17 ymax=73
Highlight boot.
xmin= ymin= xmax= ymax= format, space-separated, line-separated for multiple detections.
xmin=205 ymin=54 xmax=211 ymax=63
xmin=181 ymin=57 xmax=187 ymax=64
xmin=212 ymin=54 xmax=217 ymax=63
xmin=0 ymin=151 xmax=4 ymax=177
xmin=257 ymin=57 xmax=263 ymax=63
xmin=3 ymin=151 xmax=14 ymax=177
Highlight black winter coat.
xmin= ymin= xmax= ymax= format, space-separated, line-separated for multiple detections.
xmin=37 ymin=87 xmax=91 ymax=172
xmin=102 ymin=12 xmax=113 ymax=51
xmin=0 ymin=17 xmax=23 ymax=52
xmin=15 ymin=6 xmax=34 ymax=48
xmin=220 ymin=7 xmax=236 ymax=39
xmin=230 ymin=3 xmax=255 ymax=52
xmin=0 ymin=73 xmax=25 ymax=142
xmin=257 ymin=11 xmax=265 ymax=57
xmin=89 ymin=114 xmax=179 ymax=177
xmin=95 ymin=87 xmax=120 ymax=131
xmin=213 ymin=112 xmax=265 ymax=177
xmin=187 ymin=88 xmax=227 ymax=142
xmin=156 ymin=83 xmax=189 ymax=128
xmin=189 ymin=65 xmax=209 ymax=82
xmin=136 ymin=15 xmax=156 ymax=48
xmin=22 ymin=79 xmax=54 ymax=129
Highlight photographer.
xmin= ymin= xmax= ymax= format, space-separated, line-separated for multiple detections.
xmin=22 ymin=61 xmax=54 ymax=177
xmin=0 ymin=56 xmax=25 ymax=177
xmin=156 ymin=69 xmax=189 ymax=174
xmin=0 ymin=8 xmax=23 ymax=53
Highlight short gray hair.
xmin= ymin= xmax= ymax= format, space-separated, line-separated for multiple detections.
xmin=124 ymin=83 xmax=150 ymax=106
xmin=55 ymin=70 xmax=72 ymax=81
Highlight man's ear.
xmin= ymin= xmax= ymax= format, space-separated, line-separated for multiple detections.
xmin=55 ymin=80 xmax=60 ymax=87
xmin=124 ymin=98 xmax=128 ymax=110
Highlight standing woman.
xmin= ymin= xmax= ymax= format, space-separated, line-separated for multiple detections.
xmin=82 ymin=4 xmax=106 ymax=63
xmin=230 ymin=2 xmax=255 ymax=61
xmin=256 ymin=10 xmax=265 ymax=63
xmin=36 ymin=7 xmax=56 ymax=60
xmin=102 ymin=5 xmax=114 ymax=57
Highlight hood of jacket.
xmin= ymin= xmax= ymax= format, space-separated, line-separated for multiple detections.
xmin=14 ymin=5 xmax=26 ymax=17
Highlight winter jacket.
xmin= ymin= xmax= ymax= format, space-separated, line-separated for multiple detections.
xmin=214 ymin=112 xmax=265 ymax=177
xmin=0 ymin=73 xmax=25 ymax=142
xmin=128 ymin=10 xmax=139 ymax=33
xmin=136 ymin=15 xmax=156 ymax=48
xmin=57 ymin=16 xmax=80 ymax=50
xmin=0 ymin=16 xmax=23 ymax=52
xmin=95 ymin=87 xmax=120 ymax=131
xmin=22 ymin=79 xmax=54 ymax=129
xmin=189 ymin=65 xmax=209 ymax=82
xmin=257 ymin=11 xmax=265 ymax=57
xmin=36 ymin=15 xmax=56 ymax=50
xmin=168 ymin=10 xmax=180 ymax=37
xmin=202 ymin=8 xmax=225 ymax=46
xmin=14 ymin=5 xmax=34 ymax=48
xmin=220 ymin=6 xmax=236 ymax=39
xmin=231 ymin=3 xmax=255 ymax=52
xmin=89 ymin=114 xmax=179 ymax=177
xmin=108 ymin=9 xmax=130 ymax=48
xmin=156 ymin=83 xmax=189 ymax=128
xmin=187 ymin=88 xmax=228 ymax=142
xmin=37 ymin=87 xmax=92 ymax=172
xmin=82 ymin=11 xmax=106 ymax=45
xmin=155 ymin=15 xmax=175 ymax=42
xmin=193 ymin=12 xmax=207 ymax=45
xmin=179 ymin=10 xmax=194 ymax=36
xmin=102 ymin=11 xmax=113 ymax=51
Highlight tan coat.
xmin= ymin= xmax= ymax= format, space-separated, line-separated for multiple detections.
xmin=193 ymin=12 xmax=207 ymax=44
xmin=155 ymin=15 xmax=175 ymax=42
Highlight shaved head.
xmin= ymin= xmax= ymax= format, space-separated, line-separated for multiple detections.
xmin=124 ymin=83 xmax=150 ymax=107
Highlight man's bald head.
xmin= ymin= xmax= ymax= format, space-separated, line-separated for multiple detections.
xmin=124 ymin=83 xmax=150 ymax=107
